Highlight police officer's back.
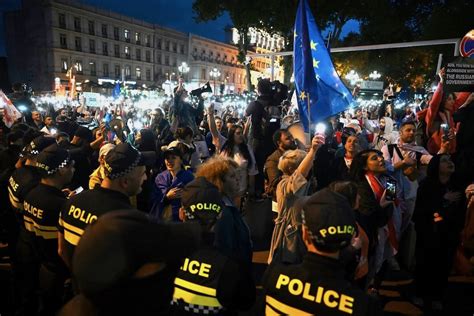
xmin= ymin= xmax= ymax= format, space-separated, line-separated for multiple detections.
xmin=23 ymin=144 xmax=75 ymax=314
xmin=262 ymin=188 xmax=382 ymax=316
xmin=171 ymin=177 xmax=256 ymax=315
xmin=58 ymin=143 xmax=154 ymax=267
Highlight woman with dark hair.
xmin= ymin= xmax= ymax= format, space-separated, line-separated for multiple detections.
xmin=208 ymin=103 xmax=258 ymax=198
xmin=413 ymin=154 xmax=464 ymax=311
xmin=421 ymin=68 xmax=471 ymax=154
xmin=350 ymin=149 xmax=401 ymax=293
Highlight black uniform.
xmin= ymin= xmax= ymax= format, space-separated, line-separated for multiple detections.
xmin=23 ymin=183 xmax=69 ymax=314
xmin=171 ymin=245 xmax=255 ymax=315
xmin=59 ymin=187 xmax=131 ymax=265
xmin=8 ymin=165 xmax=43 ymax=315
xmin=262 ymin=253 xmax=382 ymax=316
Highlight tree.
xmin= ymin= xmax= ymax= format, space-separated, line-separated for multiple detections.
xmin=193 ymin=0 xmax=265 ymax=91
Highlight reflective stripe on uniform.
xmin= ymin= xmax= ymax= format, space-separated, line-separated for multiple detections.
xmin=266 ymin=295 xmax=312 ymax=316
xmin=8 ymin=187 xmax=23 ymax=210
xmin=60 ymin=220 xmax=85 ymax=236
xmin=23 ymin=216 xmax=58 ymax=239
xmin=173 ymin=277 xmax=221 ymax=308
xmin=63 ymin=230 xmax=81 ymax=246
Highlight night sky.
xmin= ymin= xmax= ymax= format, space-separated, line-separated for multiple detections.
xmin=0 ymin=0 xmax=359 ymax=56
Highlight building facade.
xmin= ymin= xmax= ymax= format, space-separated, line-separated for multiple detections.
xmin=4 ymin=0 xmax=278 ymax=93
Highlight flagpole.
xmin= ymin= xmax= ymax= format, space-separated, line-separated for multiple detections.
xmin=307 ymin=92 xmax=311 ymax=139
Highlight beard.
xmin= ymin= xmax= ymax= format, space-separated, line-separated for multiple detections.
xmin=284 ymin=141 xmax=297 ymax=150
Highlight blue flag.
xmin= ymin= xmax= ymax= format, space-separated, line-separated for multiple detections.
xmin=293 ymin=0 xmax=353 ymax=132
xmin=112 ymin=82 xmax=121 ymax=99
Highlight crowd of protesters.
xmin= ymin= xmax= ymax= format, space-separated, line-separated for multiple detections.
xmin=0 ymin=68 xmax=473 ymax=315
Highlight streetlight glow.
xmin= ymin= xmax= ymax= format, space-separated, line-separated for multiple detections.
xmin=369 ymin=70 xmax=381 ymax=80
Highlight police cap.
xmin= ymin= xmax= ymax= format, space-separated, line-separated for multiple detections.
xmin=35 ymin=143 xmax=71 ymax=175
xmin=103 ymin=143 xmax=155 ymax=179
xmin=300 ymin=188 xmax=356 ymax=252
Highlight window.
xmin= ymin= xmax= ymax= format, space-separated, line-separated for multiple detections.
xmin=102 ymin=24 xmax=108 ymax=38
xmin=75 ymin=37 xmax=82 ymax=51
xmin=89 ymin=39 xmax=95 ymax=53
xmin=172 ymin=57 xmax=177 ymax=67
xmin=88 ymin=21 xmax=95 ymax=35
xmin=145 ymin=35 xmax=151 ymax=47
xmin=136 ymin=67 xmax=141 ymax=80
xmin=157 ymin=54 xmax=161 ymax=64
xmin=165 ymin=40 xmax=169 ymax=51
xmin=164 ymin=55 xmax=169 ymax=66
xmin=146 ymin=69 xmax=151 ymax=81
xmin=180 ymin=44 xmax=185 ymax=54
xmin=135 ymin=32 xmax=140 ymax=44
xmin=114 ymin=44 xmax=120 ymax=58
xmin=157 ymin=39 xmax=161 ymax=49
xmin=60 ymin=34 xmax=67 ymax=49
xmin=136 ymin=48 xmax=141 ymax=61
xmin=74 ymin=17 xmax=81 ymax=32
xmin=61 ymin=59 xmax=68 ymax=72
xmin=114 ymin=65 xmax=121 ymax=78
xmin=103 ymin=63 xmax=109 ymax=77
xmin=124 ymin=29 xmax=130 ymax=42
xmin=201 ymin=68 xmax=206 ymax=80
xmin=172 ymin=42 xmax=177 ymax=53
xmin=59 ymin=13 xmax=66 ymax=29
xmin=102 ymin=42 xmax=108 ymax=56
xmin=145 ymin=50 xmax=151 ymax=62
xmin=125 ymin=65 xmax=131 ymax=79
xmin=90 ymin=61 xmax=96 ymax=76
xmin=75 ymin=60 xmax=83 ymax=74
xmin=114 ymin=27 xmax=119 ymax=40
xmin=124 ymin=46 xmax=130 ymax=59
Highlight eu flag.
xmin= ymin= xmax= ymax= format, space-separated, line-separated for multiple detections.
xmin=293 ymin=0 xmax=353 ymax=131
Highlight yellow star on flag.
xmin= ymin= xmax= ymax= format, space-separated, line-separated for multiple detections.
xmin=299 ymin=90 xmax=307 ymax=100
xmin=310 ymin=40 xmax=317 ymax=50
xmin=313 ymin=58 xmax=320 ymax=68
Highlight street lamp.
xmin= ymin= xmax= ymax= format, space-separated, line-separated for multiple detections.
xmin=345 ymin=70 xmax=361 ymax=86
xmin=209 ymin=67 xmax=221 ymax=95
xmin=369 ymin=70 xmax=381 ymax=80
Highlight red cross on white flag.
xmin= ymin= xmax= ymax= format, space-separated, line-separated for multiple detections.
xmin=0 ymin=90 xmax=23 ymax=128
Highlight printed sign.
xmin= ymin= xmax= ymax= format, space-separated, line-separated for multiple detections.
xmin=444 ymin=57 xmax=474 ymax=92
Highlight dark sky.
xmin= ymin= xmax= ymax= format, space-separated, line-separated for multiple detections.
xmin=0 ymin=0 xmax=359 ymax=56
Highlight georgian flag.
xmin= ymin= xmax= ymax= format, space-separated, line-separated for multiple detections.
xmin=0 ymin=90 xmax=22 ymax=128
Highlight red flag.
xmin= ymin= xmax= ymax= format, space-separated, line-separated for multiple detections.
xmin=0 ymin=90 xmax=22 ymax=128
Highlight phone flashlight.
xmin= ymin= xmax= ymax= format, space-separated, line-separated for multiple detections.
xmin=315 ymin=123 xmax=326 ymax=135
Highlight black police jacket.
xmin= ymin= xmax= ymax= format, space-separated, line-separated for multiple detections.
xmin=262 ymin=252 xmax=382 ymax=316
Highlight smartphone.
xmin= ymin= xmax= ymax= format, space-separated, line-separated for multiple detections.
xmin=315 ymin=123 xmax=326 ymax=135
xmin=385 ymin=179 xmax=397 ymax=201
xmin=441 ymin=123 xmax=450 ymax=141
xmin=74 ymin=186 xmax=84 ymax=195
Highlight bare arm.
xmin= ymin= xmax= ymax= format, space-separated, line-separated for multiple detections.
xmin=297 ymin=134 xmax=325 ymax=178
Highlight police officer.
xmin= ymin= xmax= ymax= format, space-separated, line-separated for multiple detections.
xmin=23 ymin=144 xmax=75 ymax=315
xmin=171 ymin=177 xmax=256 ymax=315
xmin=58 ymin=143 xmax=154 ymax=267
xmin=8 ymin=135 xmax=56 ymax=315
xmin=262 ymin=188 xmax=382 ymax=315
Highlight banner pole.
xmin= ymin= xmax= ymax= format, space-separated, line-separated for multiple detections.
xmin=307 ymin=93 xmax=311 ymax=139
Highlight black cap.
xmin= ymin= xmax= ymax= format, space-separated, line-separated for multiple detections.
xmin=163 ymin=146 xmax=182 ymax=159
xmin=103 ymin=143 xmax=155 ymax=179
xmin=22 ymin=135 xmax=56 ymax=157
xmin=74 ymin=126 xmax=93 ymax=142
xmin=300 ymin=188 xmax=356 ymax=251
xmin=181 ymin=177 xmax=224 ymax=225
xmin=73 ymin=210 xmax=201 ymax=298
xmin=35 ymin=143 xmax=71 ymax=175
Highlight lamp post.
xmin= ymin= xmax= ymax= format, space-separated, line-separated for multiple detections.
xmin=369 ymin=70 xmax=381 ymax=80
xmin=209 ymin=67 xmax=221 ymax=95
xmin=178 ymin=62 xmax=190 ymax=81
